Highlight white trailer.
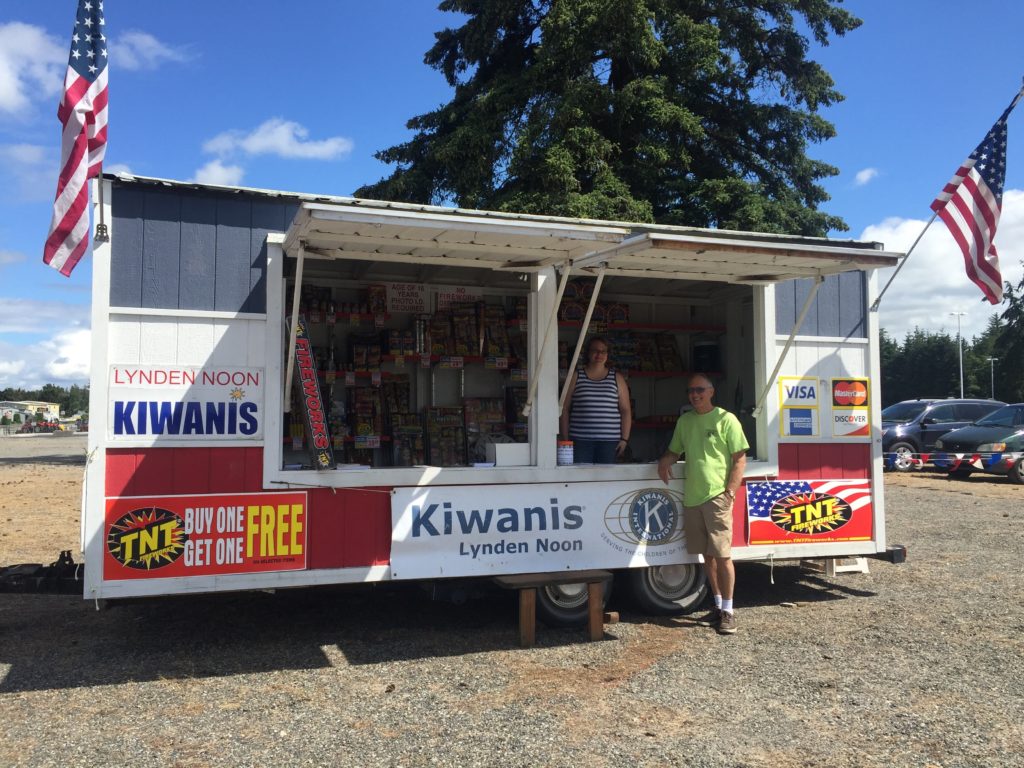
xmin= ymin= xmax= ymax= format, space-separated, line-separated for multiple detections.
xmin=81 ymin=174 xmax=904 ymax=624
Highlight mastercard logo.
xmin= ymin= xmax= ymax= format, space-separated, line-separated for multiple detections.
xmin=833 ymin=380 xmax=868 ymax=406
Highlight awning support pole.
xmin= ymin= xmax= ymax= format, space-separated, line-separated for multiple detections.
xmin=869 ymin=211 xmax=937 ymax=312
xmin=559 ymin=266 xmax=606 ymax=414
xmin=752 ymin=274 xmax=824 ymax=418
xmin=283 ymin=242 xmax=306 ymax=413
xmin=521 ymin=262 xmax=572 ymax=418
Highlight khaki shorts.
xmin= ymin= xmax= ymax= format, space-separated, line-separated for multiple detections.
xmin=684 ymin=492 xmax=734 ymax=558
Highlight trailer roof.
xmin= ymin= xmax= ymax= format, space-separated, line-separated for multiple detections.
xmin=109 ymin=173 xmax=902 ymax=293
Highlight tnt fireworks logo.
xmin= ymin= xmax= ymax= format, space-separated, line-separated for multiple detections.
xmin=748 ymin=481 xmax=855 ymax=535
xmin=604 ymin=488 xmax=683 ymax=546
xmin=107 ymin=507 xmax=187 ymax=569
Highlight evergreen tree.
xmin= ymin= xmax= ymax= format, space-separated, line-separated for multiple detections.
xmin=997 ymin=266 xmax=1024 ymax=402
xmin=357 ymin=0 xmax=859 ymax=234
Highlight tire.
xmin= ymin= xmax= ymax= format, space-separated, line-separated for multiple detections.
xmin=624 ymin=564 xmax=708 ymax=616
xmin=888 ymin=441 xmax=918 ymax=472
xmin=535 ymin=579 xmax=612 ymax=628
xmin=1009 ymin=459 xmax=1024 ymax=485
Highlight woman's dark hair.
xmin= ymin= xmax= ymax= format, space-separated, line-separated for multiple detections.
xmin=585 ymin=335 xmax=610 ymax=354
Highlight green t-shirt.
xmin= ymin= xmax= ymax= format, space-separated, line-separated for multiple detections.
xmin=667 ymin=407 xmax=749 ymax=507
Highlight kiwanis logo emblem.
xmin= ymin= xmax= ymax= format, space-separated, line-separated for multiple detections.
xmin=604 ymin=488 xmax=683 ymax=546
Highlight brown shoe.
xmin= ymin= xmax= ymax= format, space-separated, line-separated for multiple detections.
xmin=693 ymin=607 xmax=722 ymax=627
xmin=716 ymin=611 xmax=737 ymax=634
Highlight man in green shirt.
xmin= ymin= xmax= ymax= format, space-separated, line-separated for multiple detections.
xmin=658 ymin=373 xmax=748 ymax=634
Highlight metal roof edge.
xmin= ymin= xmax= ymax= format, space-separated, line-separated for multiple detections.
xmin=103 ymin=172 xmax=894 ymax=254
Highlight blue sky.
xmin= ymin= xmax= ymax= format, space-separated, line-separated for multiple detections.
xmin=1 ymin=0 xmax=1023 ymax=389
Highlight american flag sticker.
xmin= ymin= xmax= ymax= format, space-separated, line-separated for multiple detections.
xmin=746 ymin=480 xmax=873 ymax=545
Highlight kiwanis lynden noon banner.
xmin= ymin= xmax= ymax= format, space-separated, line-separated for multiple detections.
xmin=389 ymin=481 xmax=700 ymax=579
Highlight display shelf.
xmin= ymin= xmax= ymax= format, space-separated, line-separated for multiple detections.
xmin=558 ymin=321 xmax=725 ymax=333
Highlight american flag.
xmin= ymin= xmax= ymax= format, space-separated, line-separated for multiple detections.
xmin=43 ymin=0 xmax=109 ymax=277
xmin=746 ymin=480 xmax=872 ymax=518
xmin=930 ymin=88 xmax=1023 ymax=305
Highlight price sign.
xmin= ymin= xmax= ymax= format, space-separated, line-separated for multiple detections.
xmin=345 ymin=371 xmax=356 ymax=386
xmin=355 ymin=435 xmax=381 ymax=449
xmin=420 ymin=354 xmax=432 ymax=369
xmin=371 ymin=371 xmax=382 ymax=387
xmin=511 ymin=368 xmax=528 ymax=382
xmin=485 ymin=357 xmax=509 ymax=370
xmin=440 ymin=356 xmax=464 ymax=369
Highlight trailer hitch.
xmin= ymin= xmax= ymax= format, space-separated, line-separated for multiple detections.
xmin=0 ymin=550 xmax=84 ymax=594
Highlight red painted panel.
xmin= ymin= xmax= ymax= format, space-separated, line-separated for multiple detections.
xmin=841 ymin=444 xmax=871 ymax=478
xmin=732 ymin=485 xmax=747 ymax=547
xmin=208 ymin=448 xmax=249 ymax=492
xmin=172 ymin=448 xmax=211 ymax=494
xmin=306 ymin=487 xmax=392 ymax=569
xmin=105 ymin=449 xmax=138 ymax=496
xmin=129 ymin=449 xmax=176 ymax=495
xmin=778 ymin=442 xmax=871 ymax=480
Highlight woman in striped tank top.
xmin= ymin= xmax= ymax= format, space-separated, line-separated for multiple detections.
xmin=559 ymin=336 xmax=632 ymax=463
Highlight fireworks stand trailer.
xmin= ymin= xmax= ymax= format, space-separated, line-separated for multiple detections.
xmin=80 ymin=173 xmax=906 ymax=628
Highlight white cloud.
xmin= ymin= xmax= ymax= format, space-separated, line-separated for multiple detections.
xmin=0 ymin=249 xmax=26 ymax=268
xmin=0 ymin=22 xmax=64 ymax=114
xmin=192 ymin=159 xmax=245 ymax=186
xmin=854 ymin=168 xmax=879 ymax=186
xmin=110 ymin=30 xmax=191 ymax=71
xmin=204 ymin=118 xmax=353 ymax=160
xmin=864 ymin=188 xmax=1024 ymax=342
xmin=0 ymin=298 xmax=89 ymax=335
xmin=0 ymin=143 xmax=56 ymax=201
xmin=0 ymin=300 xmax=91 ymax=387
xmin=41 ymin=328 xmax=92 ymax=382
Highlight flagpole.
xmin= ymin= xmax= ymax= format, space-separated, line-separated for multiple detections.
xmin=869 ymin=211 xmax=938 ymax=312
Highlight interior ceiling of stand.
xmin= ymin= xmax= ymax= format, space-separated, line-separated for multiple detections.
xmin=283 ymin=201 xmax=903 ymax=302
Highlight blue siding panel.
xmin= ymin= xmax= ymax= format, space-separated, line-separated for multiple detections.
xmin=775 ymin=272 xmax=867 ymax=339
xmin=838 ymin=271 xmax=866 ymax=338
xmin=179 ymin=194 xmax=217 ymax=310
xmin=141 ymin=189 xmax=182 ymax=309
xmin=816 ymin=274 xmax=840 ymax=337
xmin=110 ymin=186 xmax=145 ymax=307
xmin=214 ymin=195 xmax=253 ymax=313
xmin=247 ymin=200 xmax=283 ymax=314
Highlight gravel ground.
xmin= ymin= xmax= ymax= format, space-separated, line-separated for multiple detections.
xmin=1 ymin=436 xmax=1022 ymax=767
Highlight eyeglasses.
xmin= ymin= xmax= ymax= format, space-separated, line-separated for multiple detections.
xmin=687 ymin=386 xmax=710 ymax=394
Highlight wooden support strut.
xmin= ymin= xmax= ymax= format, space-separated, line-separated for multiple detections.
xmin=493 ymin=570 xmax=613 ymax=648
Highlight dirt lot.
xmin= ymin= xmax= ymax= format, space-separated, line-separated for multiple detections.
xmin=1 ymin=436 xmax=1022 ymax=768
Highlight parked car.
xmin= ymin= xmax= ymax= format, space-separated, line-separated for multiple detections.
xmin=881 ymin=398 xmax=1006 ymax=471
xmin=934 ymin=403 xmax=1024 ymax=483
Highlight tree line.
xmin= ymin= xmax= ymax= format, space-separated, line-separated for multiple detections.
xmin=0 ymin=385 xmax=89 ymax=419
xmin=880 ymin=273 xmax=1024 ymax=406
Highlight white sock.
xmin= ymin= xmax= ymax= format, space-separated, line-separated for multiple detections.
xmin=722 ymin=599 xmax=734 ymax=614
xmin=714 ymin=594 xmax=723 ymax=609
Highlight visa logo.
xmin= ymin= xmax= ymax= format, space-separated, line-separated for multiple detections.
xmin=784 ymin=385 xmax=816 ymax=399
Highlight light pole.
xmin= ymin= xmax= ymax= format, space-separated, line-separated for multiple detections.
xmin=987 ymin=357 xmax=999 ymax=399
xmin=950 ymin=312 xmax=966 ymax=398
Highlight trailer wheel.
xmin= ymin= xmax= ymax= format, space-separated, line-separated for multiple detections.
xmin=535 ymin=580 xmax=612 ymax=628
xmin=625 ymin=564 xmax=708 ymax=616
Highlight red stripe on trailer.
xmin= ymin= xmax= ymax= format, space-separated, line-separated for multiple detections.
xmin=105 ymin=447 xmax=391 ymax=569
xmin=777 ymin=443 xmax=870 ymax=479
xmin=731 ymin=485 xmax=747 ymax=548
xmin=306 ymin=487 xmax=392 ymax=569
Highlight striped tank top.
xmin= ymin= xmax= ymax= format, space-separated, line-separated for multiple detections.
xmin=568 ymin=367 xmax=621 ymax=441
